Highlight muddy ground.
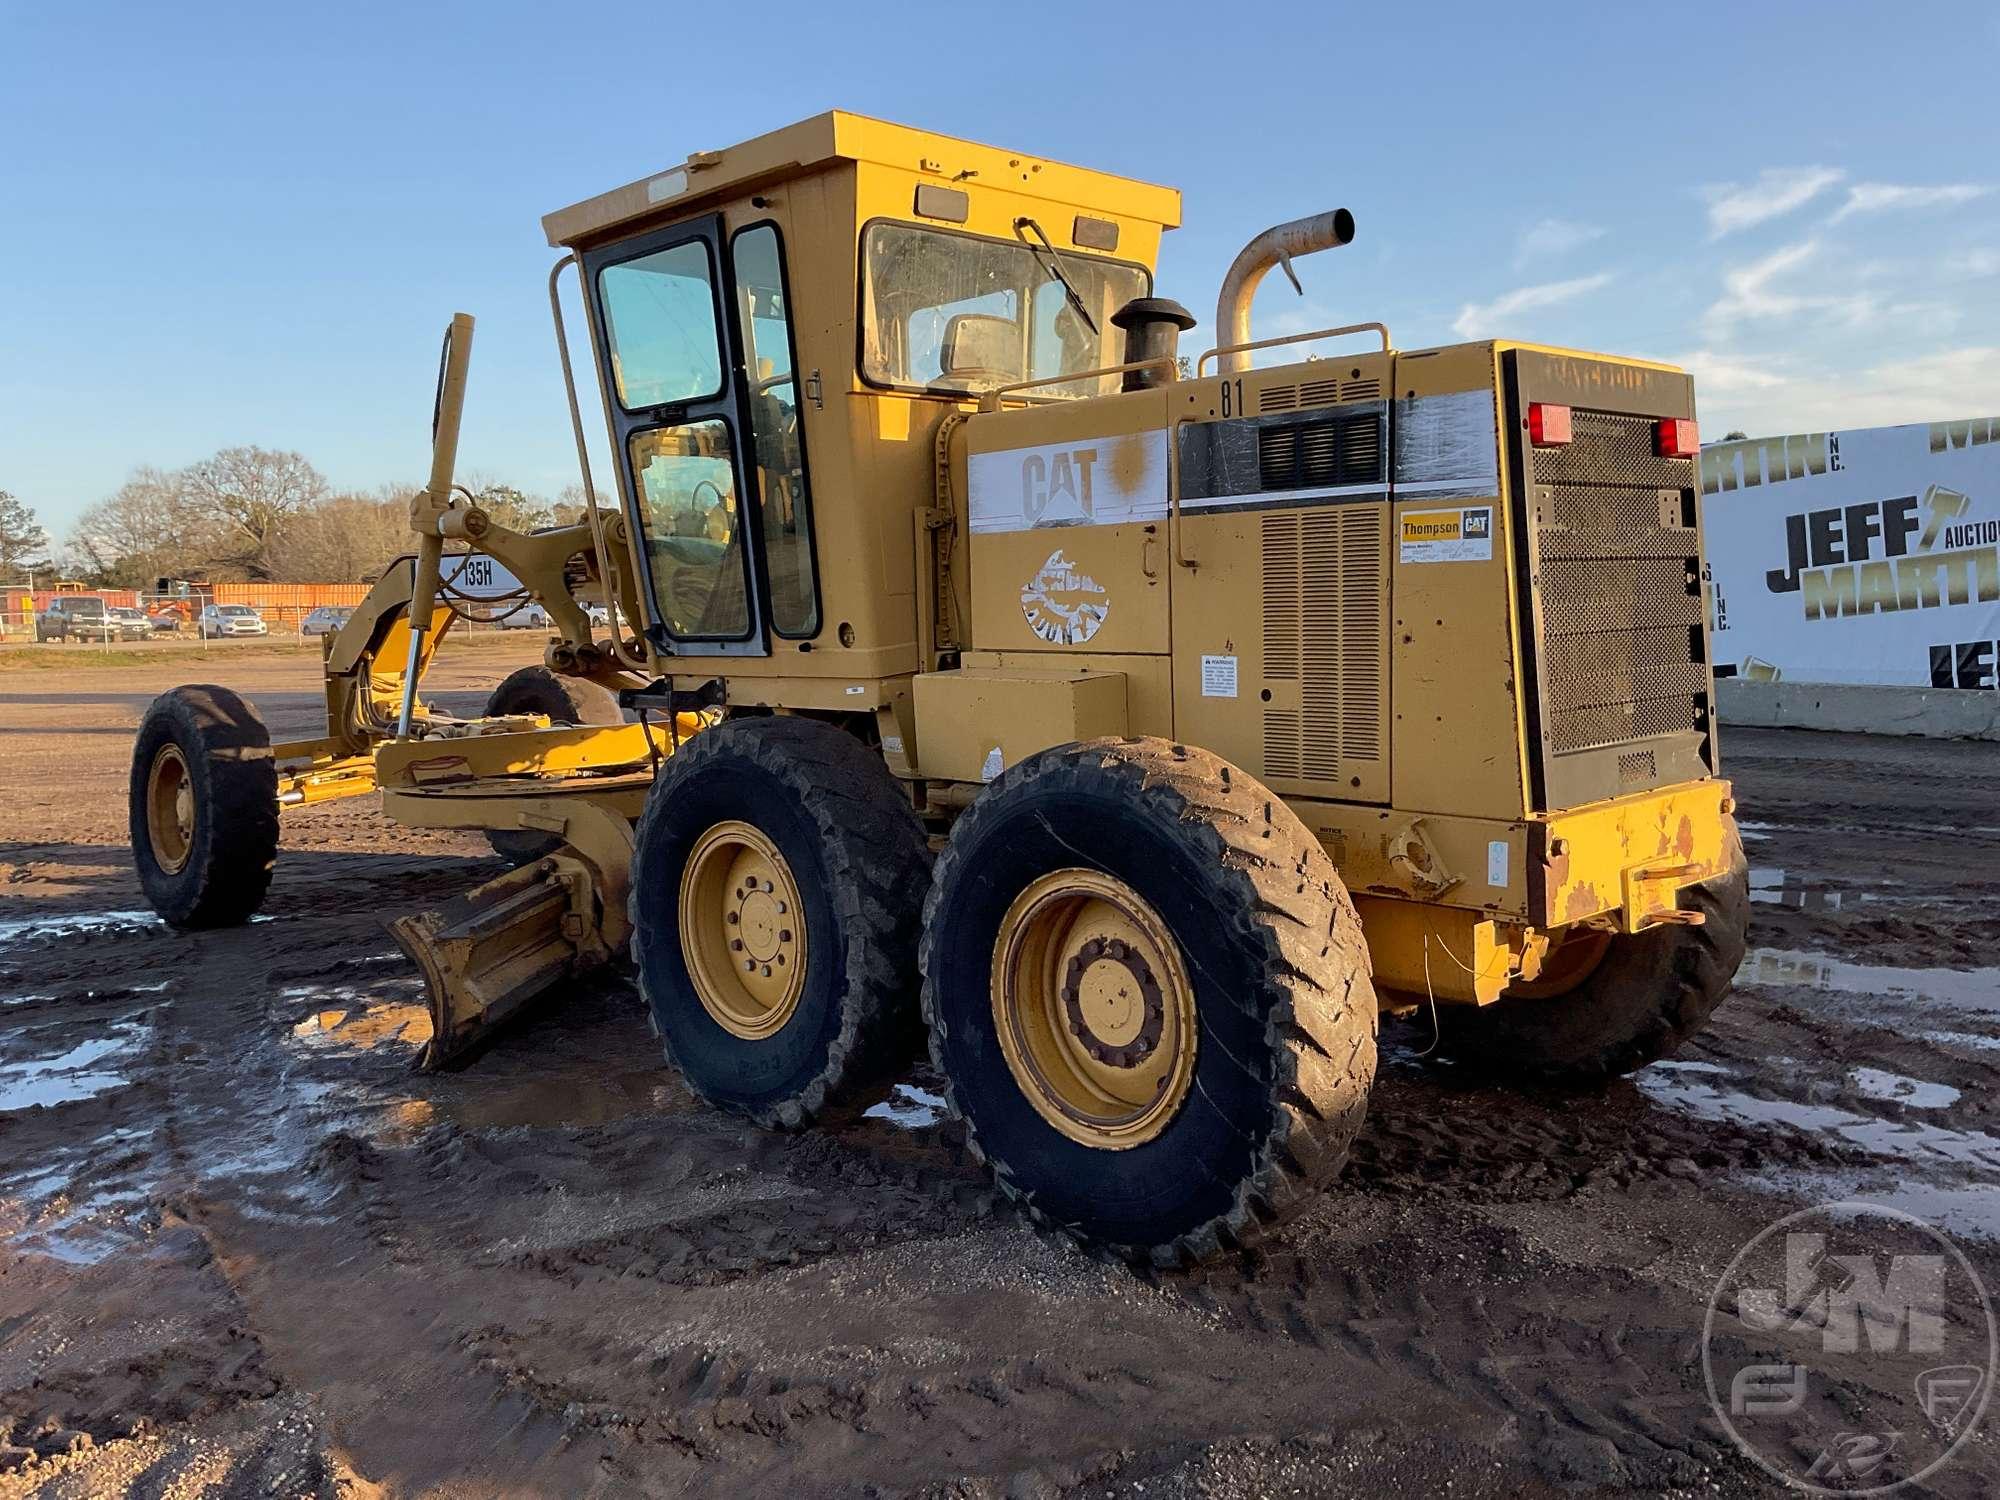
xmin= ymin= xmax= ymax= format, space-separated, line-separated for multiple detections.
xmin=2 ymin=649 xmax=1997 ymax=1497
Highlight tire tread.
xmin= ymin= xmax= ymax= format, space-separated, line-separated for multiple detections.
xmin=920 ymin=736 xmax=1378 ymax=1261
xmin=630 ymin=716 xmax=931 ymax=1128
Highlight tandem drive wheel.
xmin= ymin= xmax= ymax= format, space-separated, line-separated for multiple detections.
xmin=922 ymin=738 xmax=1378 ymax=1264
xmin=129 ymin=685 xmax=279 ymax=928
xmin=1437 ymin=823 xmax=1750 ymax=1082
xmin=629 ymin=716 xmax=932 ymax=1127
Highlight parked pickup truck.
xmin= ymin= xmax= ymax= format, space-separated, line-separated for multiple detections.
xmin=36 ymin=596 xmax=119 ymax=642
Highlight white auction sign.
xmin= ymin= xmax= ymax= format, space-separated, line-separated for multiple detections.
xmin=1700 ymin=417 xmax=2000 ymax=689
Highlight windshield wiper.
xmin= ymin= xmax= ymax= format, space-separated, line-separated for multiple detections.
xmin=1015 ymin=217 xmax=1099 ymax=338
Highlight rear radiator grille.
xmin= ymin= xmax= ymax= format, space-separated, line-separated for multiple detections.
xmin=1261 ymin=508 xmax=1383 ymax=779
xmin=1529 ymin=414 xmax=1705 ymax=758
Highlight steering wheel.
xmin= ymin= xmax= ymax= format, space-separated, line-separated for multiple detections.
xmin=690 ymin=478 xmax=733 ymax=543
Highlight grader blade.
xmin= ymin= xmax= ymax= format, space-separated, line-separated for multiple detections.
xmin=390 ymin=856 xmax=600 ymax=1070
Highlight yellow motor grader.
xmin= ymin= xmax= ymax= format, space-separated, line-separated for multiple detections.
xmin=129 ymin=112 xmax=1745 ymax=1261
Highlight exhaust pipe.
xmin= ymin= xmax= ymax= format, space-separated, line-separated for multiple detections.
xmin=1213 ymin=209 xmax=1355 ymax=374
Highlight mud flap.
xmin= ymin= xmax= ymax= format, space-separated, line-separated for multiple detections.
xmin=390 ymin=855 xmax=607 ymax=1070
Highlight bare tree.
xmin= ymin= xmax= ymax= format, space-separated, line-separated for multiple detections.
xmin=277 ymin=486 xmax=419 ymax=582
xmin=181 ymin=446 xmax=329 ymax=579
xmin=64 ymin=450 xmax=570 ymax=587
xmin=68 ymin=468 xmax=222 ymax=587
xmin=459 ymin=475 xmax=555 ymax=534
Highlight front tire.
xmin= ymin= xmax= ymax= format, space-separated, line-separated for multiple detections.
xmin=129 ymin=685 xmax=279 ymax=928
xmin=923 ymin=738 xmax=1377 ymax=1263
xmin=480 ymin=666 xmax=624 ymax=863
xmin=1437 ymin=825 xmax=1748 ymax=1081
xmin=629 ymin=716 xmax=932 ymax=1127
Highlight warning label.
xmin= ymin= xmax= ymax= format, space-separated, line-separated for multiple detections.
xmin=1200 ymin=654 xmax=1238 ymax=698
xmin=1399 ymin=506 xmax=1494 ymax=563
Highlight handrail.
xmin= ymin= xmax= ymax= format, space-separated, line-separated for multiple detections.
xmin=548 ymin=254 xmax=648 ymax=672
xmin=1196 ymin=321 xmax=1391 ymax=377
xmin=976 ymin=356 xmax=1178 ymax=412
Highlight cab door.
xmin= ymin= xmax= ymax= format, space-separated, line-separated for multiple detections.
xmin=583 ymin=215 xmax=768 ymax=658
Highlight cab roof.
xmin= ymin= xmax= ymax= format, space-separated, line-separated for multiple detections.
xmin=541 ymin=110 xmax=1182 ymax=249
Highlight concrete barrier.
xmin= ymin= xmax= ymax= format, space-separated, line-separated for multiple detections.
xmin=1717 ymin=678 xmax=2000 ymax=741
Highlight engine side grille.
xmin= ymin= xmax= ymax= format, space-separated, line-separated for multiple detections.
xmin=1529 ymin=414 xmax=1705 ymax=760
xmin=1259 ymin=376 xmax=1386 ymax=413
xmin=1261 ymin=508 xmax=1384 ymax=781
xmin=1257 ymin=409 xmax=1383 ymax=492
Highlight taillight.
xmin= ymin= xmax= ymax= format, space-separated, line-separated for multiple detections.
xmin=1656 ymin=417 xmax=1699 ymax=458
xmin=1527 ymin=402 xmax=1572 ymax=446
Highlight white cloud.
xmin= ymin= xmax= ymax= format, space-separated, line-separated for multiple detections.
xmin=1451 ymin=272 xmax=1613 ymax=339
xmin=1945 ymin=248 xmax=2000 ymax=278
xmin=1668 ymin=349 xmax=1790 ymax=394
xmin=1515 ymin=217 xmax=1605 ymax=268
xmin=1701 ymin=238 xmax=1967 ymax=342
xmin=1831 ymin=181 xmax=1991 ymax=223
xmin=1702 ymin=239 xmax=1885 ymax=338
xmin=1702 ymin=166 xmax=1844 ymax=238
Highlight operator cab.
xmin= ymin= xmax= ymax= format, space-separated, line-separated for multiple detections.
xmin=543 ymin=111 xmax=1180 ymax=668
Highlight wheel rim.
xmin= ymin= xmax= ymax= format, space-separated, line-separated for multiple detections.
xmin=990 ymin=868 xmax=1197 ymax=1150
xmin=678 ymin=820 xmax=808 ymax=1039
xmin=1508 ymin=928 xmax=1614 ymax=999
xmin=145 ymin=744 xmax=195 ymax=875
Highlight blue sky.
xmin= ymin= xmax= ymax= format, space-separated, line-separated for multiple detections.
xmin=3 ymin=2 xmax=1996 ymax=542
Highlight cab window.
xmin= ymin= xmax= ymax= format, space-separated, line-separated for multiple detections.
xmin=599 ymin=241 xmax=723 ymax=409
xmin=629 ymin=419 xmax=750 ymax=639
xmin=861 ymin=222 xmax=1148 ymax=397
xmin=731 ymin=224 xmax=819 ymax=638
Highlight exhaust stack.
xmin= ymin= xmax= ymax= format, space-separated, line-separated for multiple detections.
xmin=1213 ymin=209 xmax=1355 ymax=374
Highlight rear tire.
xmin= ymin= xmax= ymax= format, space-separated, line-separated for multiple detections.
xmin=480 ymin=666 xmax=624 ymax=863
xmin=129 ymin=685 xmax=279 ymax=928
xmin=1436 ymin=825 xmax=1748 ymax=1081
xmin=629 ymin=716 xmax=931 ymax=1127
xmin=922 ymin=738 xmax=1377 ymax=1263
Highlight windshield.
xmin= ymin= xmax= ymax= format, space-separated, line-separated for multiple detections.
xmin=69 ymin=598 xmax=106 ymax=613
xmin=861 ymin=223 xmax=1148 ymax=398
xmin=218 ymin=605 xmax=255 ymax=616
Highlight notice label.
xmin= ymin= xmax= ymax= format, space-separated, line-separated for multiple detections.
xmin=1201 ymin=654 xmax=1238 ymax=697
xmin=1400 ymin=505 xmax=1494 ymax=563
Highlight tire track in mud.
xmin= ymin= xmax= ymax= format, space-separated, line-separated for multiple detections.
xmin=9 ymin=673 xmax=2000 ymax=1496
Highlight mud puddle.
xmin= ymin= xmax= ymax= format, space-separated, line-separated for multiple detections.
xmin=0 ymin=910 xmax=161 ymax=949
xmin=1641 ymin=1058 xmax=2000 ymax=1241
xmin=1741 ymin=946 xmax=2000 ymax=1012
xmin=0 ymin=1020 xmax=149 ymax=1111
xmin=0 ymin=1121 xmax=160 ymax=1265
xmin=864 ymin=1082 xmax=948 ymax=1130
